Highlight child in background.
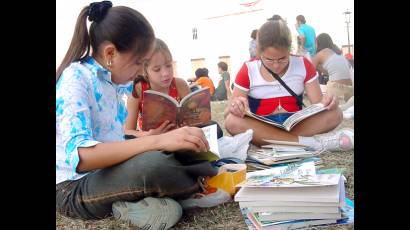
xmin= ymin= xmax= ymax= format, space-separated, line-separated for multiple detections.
xmin=188 ymin=68 xmax=215 ymax=95
xmin=224 ymin=19 xmax=354 ymax=152
xmin=124 ymin=38 xmax=190 ymax=137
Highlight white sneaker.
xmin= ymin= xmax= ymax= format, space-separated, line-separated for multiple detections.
xmin=178 ymin=188 xmax=231 ymax=209
xmin=112 ymin=197 xmax=182 ymax=230
xmin=313 ymin=128 xmax=354 ymax=151
xmin=178 ymin=177 xmax=231 ymax=210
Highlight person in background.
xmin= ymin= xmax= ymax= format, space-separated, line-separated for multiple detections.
xmin=212 ymin=61 xmax=231 ymax=101
xmin=249 ymin=29 xmax=258 ymax=59
xmin=312 ymin=33 xmax=353 ymax=105
xmin=295 ymin=15 xmax=316 ymax=58
xmin=188 ymin=68 xmax=215 ymax=95
xmin=224 ymin=19 xmax=354 ymax=152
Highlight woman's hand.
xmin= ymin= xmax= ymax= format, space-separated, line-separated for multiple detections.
xmin=228 ymin=96 xmax=249 ymax=118
xmin=157 ymin=126 xmax=209 ymax=153
xmin=321 ymin=93 xmax=338 ymax=110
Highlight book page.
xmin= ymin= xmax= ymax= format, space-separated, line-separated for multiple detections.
xmin=201 ymin=124 xmax=220 ymax=156
xmin=179 ymin=88 xmax=211 ymax=127
xmin=283 ymin=103 xmax=326 ymax=130
xmin=262 ymin=139 xmax=308 ymax=147
xmin=141 ymin=91 xmax=178 ymax=131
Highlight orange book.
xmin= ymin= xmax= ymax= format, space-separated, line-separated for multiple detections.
xmin=141 ymin=87 xmax=211 ymax=131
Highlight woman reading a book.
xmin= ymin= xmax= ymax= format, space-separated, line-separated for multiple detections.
xmin=224 ymin=19 xmax=354 ymax=152
xmin=56 ymin=2 xmax=223 ymax=229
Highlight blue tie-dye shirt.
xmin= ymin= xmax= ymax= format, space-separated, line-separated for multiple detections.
xmin=56 ymin=57 xmax=133 ymax=184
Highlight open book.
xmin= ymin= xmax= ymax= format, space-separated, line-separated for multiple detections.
xmin=245 ymin=103 xmax=326 ymax=131
xmin=171 ymin=124 xmax=220 ymax=165
xmin=141 ymin=87 xmax=211 ymax=131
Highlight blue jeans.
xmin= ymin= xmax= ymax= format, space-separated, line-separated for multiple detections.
xmin=56 ymin=151 xmax=218 ymax=219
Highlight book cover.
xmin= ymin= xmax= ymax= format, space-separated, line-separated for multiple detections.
xmin=239 ymin=173 xmax=341 ymax=188
xmin=141 ymin=87 xmax=211 ymax=131
xmin=245 ymin=103 xmax=326 ymax=131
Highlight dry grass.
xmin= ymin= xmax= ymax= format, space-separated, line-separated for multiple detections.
xmin=56 ymin=100 xmax=354 ymax=229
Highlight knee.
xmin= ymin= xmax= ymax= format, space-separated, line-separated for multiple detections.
xmin=328 ymin=108 xmax=343 ymax=127
xmin=122 ymin=152 xmax=177 ymax=179
xmin=224 ymin=114 xmax=245 ymax=135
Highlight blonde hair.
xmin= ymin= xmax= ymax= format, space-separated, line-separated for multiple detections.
xmin=257 ymin=19 xmax=292 ymax=54
xmin=132 ymin=38 xmax=173 ymax=98
xmin=143 ymin=38 xmax=172 ymax=76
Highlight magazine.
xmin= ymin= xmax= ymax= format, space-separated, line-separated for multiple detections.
xmin=237 ymin=161 xmax=341 ymax=188
xmin=245 ymin=103 xmax=326 ymax=131
xmin=141 ymin=87 xmax=211 ymax=131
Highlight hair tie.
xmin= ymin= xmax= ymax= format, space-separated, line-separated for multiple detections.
xmin=88 ymin=1 xmax=113 ymax=23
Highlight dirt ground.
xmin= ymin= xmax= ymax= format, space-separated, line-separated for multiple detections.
xmin=56 ymin=100 xmax=354 ymax=230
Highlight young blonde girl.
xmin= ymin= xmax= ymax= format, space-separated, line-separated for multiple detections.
xmin=124 ymin=38 xmax=190 ymax=137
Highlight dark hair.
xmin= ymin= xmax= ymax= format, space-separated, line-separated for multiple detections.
xmin=316 ymin=33 xmax=342 ymax=55
xmin=251 ymin=29 xmax=258 ymax=39
xmin=296 ymin=15 xmax=306 ymax=24
xmin=257 ymin=20 xmax=292 ymax=53
xmin=56 ymin=1 xmax=155 ymax=81
xmin=218 ymin=62 xmax=228 ymax=71
xmin=202 ymin=68 xmax=209 ymax=77
xmin=195 ymin=68 xmax=203 ymax=78
xmin=268 ymin=14 xmax=283 ymax=21
xmin=195 ymin=68 xmax=209 ymax=79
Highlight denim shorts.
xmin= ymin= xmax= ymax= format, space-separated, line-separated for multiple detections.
xmin=263 ymin=112 xmax=294 ymax=125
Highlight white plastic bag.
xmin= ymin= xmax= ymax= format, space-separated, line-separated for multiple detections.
xmin=217 ymin=129 xmax=253 ymax=161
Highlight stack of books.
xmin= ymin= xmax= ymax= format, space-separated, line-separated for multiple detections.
xmin=246 ymin=140 xmax=322 ymax=171
xmin=234 ymin=161 xmax=352 ymax=230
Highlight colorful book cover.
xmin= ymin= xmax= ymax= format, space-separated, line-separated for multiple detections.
xmin=141 ymin=87 xmax=211 ymax=131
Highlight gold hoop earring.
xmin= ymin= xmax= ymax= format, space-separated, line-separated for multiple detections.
xmin=107 ymin=60 xmax=112 ymax=69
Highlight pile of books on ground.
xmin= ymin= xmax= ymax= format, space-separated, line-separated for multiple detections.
xmin=246 ymin=140 xmax=323 ymax=171
xmin=235 ymin=161 xmax=354 ymax=230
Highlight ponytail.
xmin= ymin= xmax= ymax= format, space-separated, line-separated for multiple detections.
xmin=56 ymin=7 xmax=90 ymax=81
xmin=56 ymin=1 xmax=154 ymax=83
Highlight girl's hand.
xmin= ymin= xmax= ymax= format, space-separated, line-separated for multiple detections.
xmin=321 ymin=94 xmax=338 ymax=110
xmin=157 ymin=126 xmax=209 ymax=153
xmin=229 ymin=96 xmax=249 ymax=118
xmin=147 ymin=120 xmax=176 ymax=136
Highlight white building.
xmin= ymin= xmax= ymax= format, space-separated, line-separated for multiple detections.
xmin=56 ymin=0 xmax=354 ymax=86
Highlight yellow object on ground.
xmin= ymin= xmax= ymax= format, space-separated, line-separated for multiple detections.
xmin=207 ymin=164 xmax=247 ymax=196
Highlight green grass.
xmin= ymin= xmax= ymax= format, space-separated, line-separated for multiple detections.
xmin=56 ymin=100 xmax=354 ymax=229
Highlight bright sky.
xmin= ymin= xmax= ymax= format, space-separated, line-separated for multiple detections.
xmin=56 ymin=0 xmax=354 ymax=81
